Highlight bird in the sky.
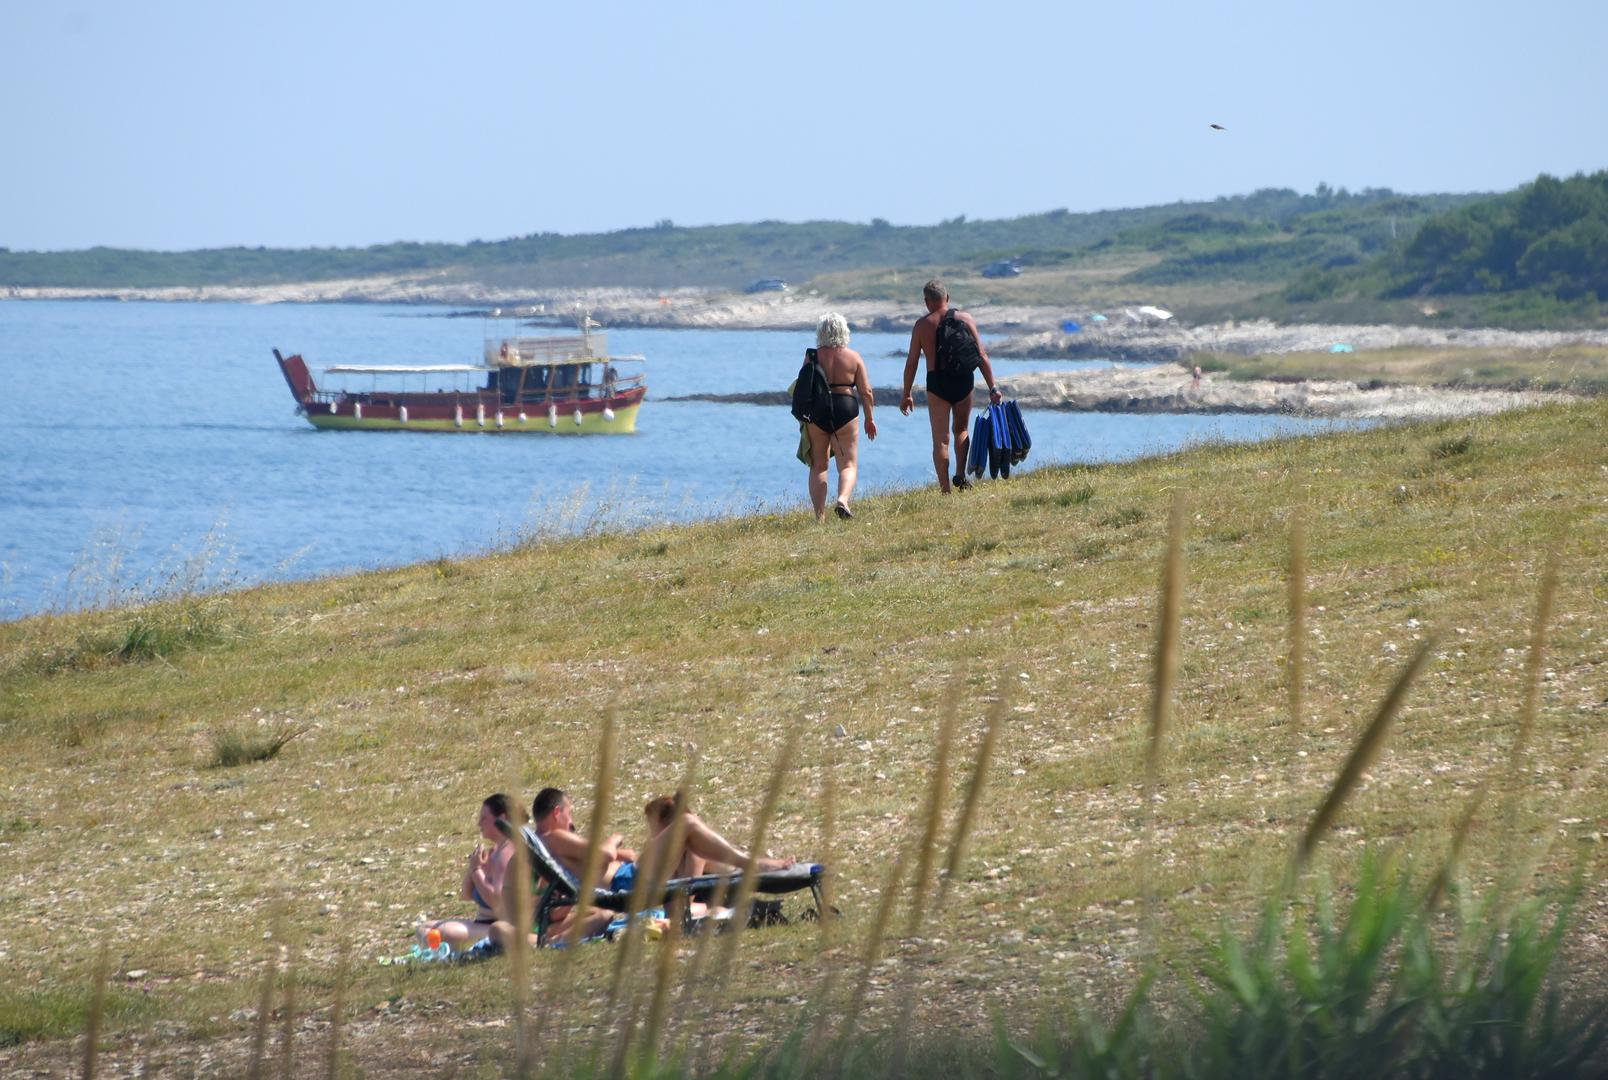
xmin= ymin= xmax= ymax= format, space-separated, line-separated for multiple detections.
xmin=1209 ymin=123 xmax=1226 ymax=131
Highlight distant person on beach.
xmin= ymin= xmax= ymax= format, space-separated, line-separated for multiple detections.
xmin=415 ymin=793 xmax=524 ymax=951
xmin=805 ymin=312 xmax=877 ymax=521
xmin=901 ymin=280 xmax=1001 ymax=493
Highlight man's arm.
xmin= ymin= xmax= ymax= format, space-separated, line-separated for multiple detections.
xmin=542 ymin=827 xmax=623 ymax=866
xmin=900 ymin=326 xmax=921 ymax=416
xmin=854 ymin=350 xmax=877 ymax=439
xmin=963 ymin=312 xmax=1003 ymax=403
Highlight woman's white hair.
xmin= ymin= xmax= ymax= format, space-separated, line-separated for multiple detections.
xmin=816 ymin=312 xmax=851 ymax=348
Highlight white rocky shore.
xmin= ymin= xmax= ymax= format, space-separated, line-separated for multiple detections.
xmin=672 ymin=366 xmax=1561 ymax=420
xmin=10 ymin=277 xmax=1594 ymax=420
xmin=998 ymin=365 xmax=1562 ymax=419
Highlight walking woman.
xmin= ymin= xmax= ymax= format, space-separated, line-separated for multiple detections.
xmin=805 ymin=312 xmax=876 ymax=520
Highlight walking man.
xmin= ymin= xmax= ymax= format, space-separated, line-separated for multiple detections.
xmin=900 ymin=280 xmax=1001 ymax=492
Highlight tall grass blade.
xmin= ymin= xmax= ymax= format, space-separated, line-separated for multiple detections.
xmin=892 ymin=693 xmax=960 ymax=1073
xmin=245 ymin=908 xmax=281 ymax=1080
xmin=1503 ymin=549 xmax=1559 ymax=857
xmin=805 ymin=748 xmax=843 ymax=1056
xmin=704 ymin=730 xmax=800 ymax=1064
xmin=612 ymin=752 xmax=701 ymax=1076
xmin=506 ymin=818 xmax=532 ymax=1079
xmin=325 ymin=940 xmax=347 ymax=1080
xmin=1141 ymin=491 xmax=1187 ymax=956
xmin=1295 ymin=638 xmax=1436 ymax=871
xmin=277 ymin=937 xmax=298 ymax=1080
xmin=82 ymin=942 xmax=110 ymax=1080
xmin=1425 ymin=778 xmax=1489 ymax=911
xmin=838 ymin=842 xmax=910 ymax=1045
xmin=639 ymin=891 xmax=687 ymax=1070
xmin=907 ymin=687 xmax=959 ymax=935
xmin=1288 ymin=508 xmax=1307 ymax=734
xmin=939 ymin=690 xmax=1009 ymax=904
xmin=550 ymin=706 xmax=618 ymax=1066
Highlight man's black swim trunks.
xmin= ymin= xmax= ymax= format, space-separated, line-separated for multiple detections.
xmin=926 ymin=369 xmax=975 ymax=406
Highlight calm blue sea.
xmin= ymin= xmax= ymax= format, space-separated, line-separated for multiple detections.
xmin=0 ymin=302 xmax=1362 ymax=619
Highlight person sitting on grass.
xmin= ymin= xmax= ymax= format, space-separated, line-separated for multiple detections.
xmin=415 ymin=793 xmax=524 ymax=952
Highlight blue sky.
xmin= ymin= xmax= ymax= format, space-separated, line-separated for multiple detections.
xmin=3 ymin=0 xmax=1605 ymax=252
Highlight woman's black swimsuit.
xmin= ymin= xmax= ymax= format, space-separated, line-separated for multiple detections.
xmin=813 ymin=384 xmax=860 ymax=434
xmin=926 ymin=368 xmax=975 ymax=406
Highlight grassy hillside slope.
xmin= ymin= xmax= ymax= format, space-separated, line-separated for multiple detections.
xmin=1 ymin=401 xmax=1604 ymax=1073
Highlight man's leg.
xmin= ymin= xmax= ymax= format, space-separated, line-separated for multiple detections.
xmin=926 ymin=397 xmax=954 ymax=493
xmin=951 ymin=393 xmax=973 ymax=488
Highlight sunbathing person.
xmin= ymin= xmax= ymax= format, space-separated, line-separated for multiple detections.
xmin=527 ymin=786 xmax=639 ymax=941
xmin=639 ymin=791 xmax=795 ymax=881
xmin=416 ymin=793 xmax=523 ymax=951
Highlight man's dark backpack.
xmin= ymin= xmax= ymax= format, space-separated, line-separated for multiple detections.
xmin=790 ymin=347 xmax=831 ymax=424
xmin=936 ymin=310 xmax=983 ymax=375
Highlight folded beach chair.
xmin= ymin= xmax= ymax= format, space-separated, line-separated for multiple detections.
xmin=500 ymin=823 xmax=826 ymax=945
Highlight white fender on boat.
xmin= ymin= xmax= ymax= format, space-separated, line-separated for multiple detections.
xmin=573 ymin=408 xmax=584 ymax=426
xmin=399 ymin=406 xmax=408 ymax=423
xmin=329 ymin=401 xmax=338 ymax=413
xmin=495 ymin=411 xmax=504 ymax=429
xmin=548 ymin=404 xmax=558 ymax=428
xmin=602 ymin=407 xmax=615 ymax=423
xmin=354 ymin=402 xmax=362 ymax=420
xmin=518 ymin=411 xmax=528 ymax=423
xmin=454 ymin=404 xmax=464 ymax=428
xmin=476 ymin=403 xmax=486 ymax=427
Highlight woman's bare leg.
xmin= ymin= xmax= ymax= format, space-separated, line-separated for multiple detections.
xmin=832 ymin=419 xmax=860 ymax=509
xmin=418 ymin=917 xmax=493 ymax=950
xmin=681 ymin=813 xmax=793 ymax=872
xmin=806 ymin=425 xmax=832 ymax=521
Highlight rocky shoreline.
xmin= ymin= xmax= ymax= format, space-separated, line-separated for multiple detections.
xmin=9 ymin=277 xmax=1597 ymax=419
xmin=669 ymin=365 xmax=1561 ymax=420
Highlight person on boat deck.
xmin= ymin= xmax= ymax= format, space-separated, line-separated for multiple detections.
xmin=805 ymin=312 xmax=877 ymax=522
xmin=415 ymin=793 xmax=525 ymax=951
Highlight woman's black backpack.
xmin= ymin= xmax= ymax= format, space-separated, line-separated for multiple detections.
xmin=790 ymin=348 xmax=831 ymax=424
xmin=936 ymin=310 xmax=982 ymax=374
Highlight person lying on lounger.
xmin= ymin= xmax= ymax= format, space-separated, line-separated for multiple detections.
xmin=524 ymin=786 xmax=638 ymax=941
xmin=639 ymin=790 xmax=795 ymax=880
xmin=415 ymin=793 xmax=524 ymax=951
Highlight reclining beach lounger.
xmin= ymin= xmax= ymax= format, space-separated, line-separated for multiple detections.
xmin=500 ymin=823 xmax=825 ymax=944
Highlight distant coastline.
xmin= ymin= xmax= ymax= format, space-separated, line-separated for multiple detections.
xmin=8 ymin=279 xmax=1602 ymax=421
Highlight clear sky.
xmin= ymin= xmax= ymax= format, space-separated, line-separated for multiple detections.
xmin=4 ymin=0 xmax=1605 ymax=252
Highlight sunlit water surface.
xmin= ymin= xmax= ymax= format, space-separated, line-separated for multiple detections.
xmin=0 ymin=302 xmax=1366 ymax=618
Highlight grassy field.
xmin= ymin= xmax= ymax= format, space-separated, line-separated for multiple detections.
xmin=1194 ymin=344 xmax=1608 ymax=394
xmin=2 ymin=399 xmax=1605 ymax=1075
xmin=810 ymin=257 xmax=1272 ymax=315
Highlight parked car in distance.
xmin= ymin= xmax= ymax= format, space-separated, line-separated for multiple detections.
xmin=744 ymin=277 xmax=789 ymax=293
xmin=980 ymin=259 xmax=1022 ymax=279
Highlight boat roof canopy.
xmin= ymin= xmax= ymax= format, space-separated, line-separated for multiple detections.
xmin=323 ymin=364 xmax=492 ymax=375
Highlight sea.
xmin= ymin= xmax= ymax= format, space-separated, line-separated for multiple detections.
xmin=0 ymin=302 xmax=1365 ymax=620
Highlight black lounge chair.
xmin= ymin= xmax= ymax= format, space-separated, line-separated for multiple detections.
xmin=499 ymin=822 xmax=825 ymax=944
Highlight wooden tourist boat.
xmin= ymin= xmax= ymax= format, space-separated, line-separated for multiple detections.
xmin=273 ymin=318 xmax=646 ymax=434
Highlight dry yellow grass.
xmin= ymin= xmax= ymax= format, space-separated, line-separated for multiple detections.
xmin=1 ymin=399 xmax=1605 ymax=1074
